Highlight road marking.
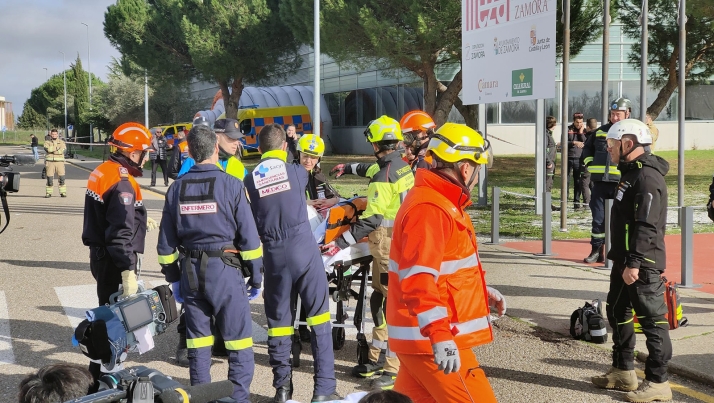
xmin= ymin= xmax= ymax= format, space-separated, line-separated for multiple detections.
xmin=635 ymin=369 xmax=714 ymax=403
xmin=0 ymin=291 xmax=15 ymax=365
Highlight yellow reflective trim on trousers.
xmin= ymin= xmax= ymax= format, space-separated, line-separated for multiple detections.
xmin=240 ymin=245 xmax=263 ymax=260
xmin=306 ymin=311 xmax=331 ymax=327
xmin=224 ymin=337 xmax=253 ymax=350
xmin=625 ymin=224 xmax=629 ymax=251
xmin=618 ymin=318 xmax=634 ymax=325
xmin=644 ymin=258 xmax=655 ymax=264
xmin=268 ymin=327 xmax=295 ymax=337
xmin=187 ymin=335 xmax=215 ymax=348
xmin=583 ymin=157 xmax=594 ymax=165
xmin=158 ymin=251 xmax=179 ymax=264
xmin=655 ymin=321 xmax=669 ymax=324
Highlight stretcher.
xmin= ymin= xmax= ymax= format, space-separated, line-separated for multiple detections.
xmin=291 ymin=205 xmax=374 ymax=367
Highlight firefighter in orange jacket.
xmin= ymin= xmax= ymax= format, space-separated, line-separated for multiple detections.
xmin=387 ymin=123 xmax=507 ymax=402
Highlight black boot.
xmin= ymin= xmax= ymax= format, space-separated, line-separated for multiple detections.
xmin=273 ymin=377 xmax=293 ymax=403
xmin=311 ymin=393 xmax=342 ymax=402
xmin=176 ymin=334 xmax=189 ymax=367
xmin=596 ymin=245 xmax=605 ymax=263
xmin=584 ymin=245 xmax=603 ymax=263
xmin=351 ymin=360 xmax=384 ymax=378
xmin=370 ymin=372 xmax=397 ymax=390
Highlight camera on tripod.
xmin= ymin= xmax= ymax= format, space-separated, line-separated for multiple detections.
xmin=74 ymin=282 xmax=179 ymax=371
xmin=67 ymin=365 xmax=236 ymax=403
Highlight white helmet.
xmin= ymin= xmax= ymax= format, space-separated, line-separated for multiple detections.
xmin=607 ymin=119 xmax=652 ymax=145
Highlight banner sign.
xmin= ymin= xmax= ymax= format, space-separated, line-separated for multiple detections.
xmin=462 ymin=0 xmax=556 ymax=104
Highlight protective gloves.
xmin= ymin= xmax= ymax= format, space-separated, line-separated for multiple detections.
xmin=247 ymin=286 xmax=261 ymax=301
xmin=320 ymin=241 xmax=341 ymax=257
xmin=171 ymin=281 xmax=184 ymax=304
xmin=432 ymin=340 xmax=460 ymax=375
xmin=329 ymin=164 xmax=347 ymax=179
xmin=487 ymin=286 xmax=507 ymax=317
xmin=121 ymin=270 xmax=139 ymax=298
xmin=146 ymin=217 xmax=158 ymax=232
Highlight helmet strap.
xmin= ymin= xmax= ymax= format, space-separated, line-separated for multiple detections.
xmin=111 ymin=152 xmax=144 ymax=177
xmin=619 ymin=139 xmax=641 ymax=163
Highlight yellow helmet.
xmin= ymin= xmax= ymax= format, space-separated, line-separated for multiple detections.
xmin=364 ymin=115 xmax=403 ymax=143
xmin=428 ymin=123 xmax=492 ymax=167
xmin=297 ymin=134 xmax=325 ymax=157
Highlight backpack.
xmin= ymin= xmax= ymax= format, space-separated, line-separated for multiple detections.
xmin=323 ymin=197 xmax=368 ymax=244
xmin=634 ymin=277 xmax=688 ymax=332
xmin=570 ymin=299 xmax=608 ymax=344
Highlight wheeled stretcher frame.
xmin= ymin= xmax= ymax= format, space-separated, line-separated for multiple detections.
xmin=291 ymin=254 xmax=373 ymax=367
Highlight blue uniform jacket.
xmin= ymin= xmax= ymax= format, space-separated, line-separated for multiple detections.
xmin=157 ymin=163 xmax=263 ymax=287
xmin=243 ymin=150 xmax=312 ymax=243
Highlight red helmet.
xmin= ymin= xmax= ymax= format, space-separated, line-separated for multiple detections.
xmin=109 ymin=123 xmax=152 ymax=152
xmin=400 ymin=110 xmax=436 ymax=134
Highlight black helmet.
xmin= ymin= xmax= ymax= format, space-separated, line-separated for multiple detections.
xmin=192 ymin=116 xmax=210 ymax=127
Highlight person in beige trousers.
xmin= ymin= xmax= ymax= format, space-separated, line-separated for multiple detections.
xmin=44 ymin=129 xmax=67 ymax=197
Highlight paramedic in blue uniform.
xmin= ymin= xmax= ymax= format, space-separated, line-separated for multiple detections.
xmin=177 ymin=117 xmax=248 ymax=179
xmin=243 ymin=123 xmax=340 ymax=403
xmin=157 ymin=124 xmax=264 ymax=403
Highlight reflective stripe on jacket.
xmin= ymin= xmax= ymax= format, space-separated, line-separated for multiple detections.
xmin=387 ymin=169 xmax=493 ymax=354
xmin=581 ymin=122 xmax=620 ymax=182
xmin=43 ymin=139 xmax=66 ymax=161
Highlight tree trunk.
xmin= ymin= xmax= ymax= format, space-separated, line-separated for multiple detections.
xmin=647 ymin=46 xmax=679 ymax=119
xmin=423 ymin=63 xmax=438 ymax=118
xmin=453 ymin=98 xmax=480 ymax=129
xmin=434 ymin=70 xmax=463 ymax=127
xmin=221 ymin=76 xmax=244 ymax=120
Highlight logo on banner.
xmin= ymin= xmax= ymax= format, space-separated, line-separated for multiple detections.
xmin=493 ymin=36 xmax=520 ymax=56
xmin=253 ymin=162 xmax=288 ymax=189
xmin=512 ymin=68 xmax=534 ymax=97
xmin=259 ymin=182 xmax=291 ymax=198
xmin=478 ymin=79 xmax=499 ymax=94
xmin=464 ymin=43 xmax=486 ymax=61
xmin=528 ymin=26 xmax=552 ymax=52
xmin=180 ymin=202 xmax=218 ymax=214
xmin=465 ymin=0 xmax=510 ymax=31
xmin=514 ymin=0 xmax=550 ymax=19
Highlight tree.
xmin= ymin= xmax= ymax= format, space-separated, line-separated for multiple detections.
xmin=556 ymin=0 xmax=604 ymax=60
xmin=17 ymin=103 xmax=45 ymax=130
xmin=281 ymin=0 xmax=605 ymax=128
xmin=619 ymin=0 xmax=714 ymax=118
xmin=104 ymin=0 xmax=301 ymax=119
xmin=72 ymin=55 xmax=90 ymax=142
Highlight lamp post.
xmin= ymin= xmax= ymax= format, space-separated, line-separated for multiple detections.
xmin=43 ymin=67 xmax=49 ymax=132
xmin=59 ymin=51 xmax=67 ymax=140
xmin=82 ymin=22 xmax=93 ymax=146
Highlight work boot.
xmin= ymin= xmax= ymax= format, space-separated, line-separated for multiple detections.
xmin=351 ymin=360 xmax=384 ymax=378
xmin=597 ymin=246 xmax=605 ymax=263
xmin=45 ymin=193 xmax=51 ymax=198
xmin=273 ymin=378 xmax=293 ymax=403
xmin=626 ymin=380 xmax=672 ymax=402
xmin=370 ymin=372 xmax=396 ymax=390
xmin=60 ymin=193 xmax=67 ymax=198
xmin=311 ymin=393 xmax=342 ymax=402
xmin=584 ymin=245 xmax=604 ymax=264
xmin=591 ymin=367 xmax=638 ymax=391
xmin=175 ymin=334 xmax=189 ymax=367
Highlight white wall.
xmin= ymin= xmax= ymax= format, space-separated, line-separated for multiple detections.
xmin=485 ymin=121 xmax=714 ymax=156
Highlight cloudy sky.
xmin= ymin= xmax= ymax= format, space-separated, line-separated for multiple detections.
xmin=0 ymin=0 xmax=120 ymax=115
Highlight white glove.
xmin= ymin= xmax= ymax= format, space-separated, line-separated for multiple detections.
xmin=432 ymin=340 xmax=460 ymax=374
xmin=146 ymin=217 xmax=158 ymax=232
xmin=487 ymin=286 xmax=507 ymax=317
xmin=121 ymin=270 xmax=138 ymax=297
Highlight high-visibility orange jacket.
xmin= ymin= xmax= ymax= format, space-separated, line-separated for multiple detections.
xmin=387 ymin=169 xmax=493 ymax=354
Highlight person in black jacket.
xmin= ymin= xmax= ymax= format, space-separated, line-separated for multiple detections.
xmin=545 ymin=116 xmax=557 ymax=193
xmin=591 ymin=119 xmax=672 ymax=402
xmin=286 ymin=124 xmax=300 ymax=164
xmin=580 ymin=98 xmax=630 ymax=263
xmin=149 ymin=128 xmax=170 ymax=186
xmin=567 ymin=113 xmax=589 ymax=209
xmin=708 ymin=175 xmax=714 ymax=222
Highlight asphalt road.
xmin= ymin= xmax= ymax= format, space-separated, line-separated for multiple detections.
xmin=1 ymin=145 xmax=713 ymax=403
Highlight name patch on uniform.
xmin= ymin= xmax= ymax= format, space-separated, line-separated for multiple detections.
xmin=253 ymin=161 xmax=288 ymax=189
xmin=119 ymin=167 xmax=129 ymax=177
xmin=180 ymin=202 xmax=218 ymax=214
xmin=259 ymin=182 xmax=291 ymax=198
xmin=119 ymin=192 xmax=134 ymax=205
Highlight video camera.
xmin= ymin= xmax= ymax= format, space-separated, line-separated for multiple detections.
xmin=66 ymin=365 xmax=236 ymax=403
xmin=75 ymin=283 xmax=178 ymax=371
xmin=0 ymin=154 xmax=36 ymax=234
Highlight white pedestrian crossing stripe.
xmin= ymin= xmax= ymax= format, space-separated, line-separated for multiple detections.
xmin=0 ymin=291 xmax=15 ymax=365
